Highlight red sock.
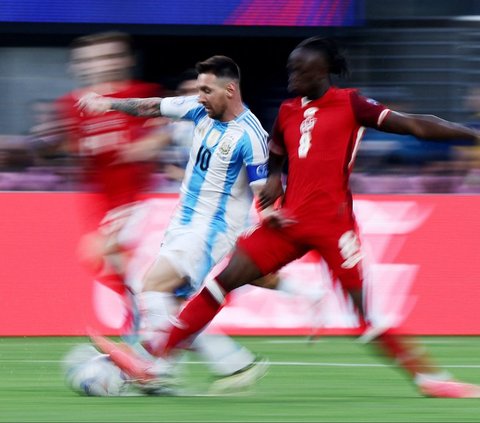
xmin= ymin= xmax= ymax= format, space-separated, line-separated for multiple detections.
xmin=376 ymin=332 xmax=432 ymax=377
xmin=150 ymin=282 xmax=225 ymax=356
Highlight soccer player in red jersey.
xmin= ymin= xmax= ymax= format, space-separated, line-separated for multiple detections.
xmin=57 ymin=32 xmax=168 ymax=325
xmin=94 ymin=37 xmax=480 ymax=398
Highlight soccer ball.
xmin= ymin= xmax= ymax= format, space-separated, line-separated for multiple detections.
xmin=62 ymin=343 xmax=129 ymax=396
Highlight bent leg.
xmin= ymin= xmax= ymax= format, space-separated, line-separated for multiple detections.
xmin=141 ymin=251 xmax=262 ymax=379
xmin=156 ymin=223 xmax=304 ymax=356
xmin=318 ymin=226 xmax=446 ymax=384
xmin=216 ymin=249 xmax=265 ymax=291
xmin=138 ymin=256 xmax=186 ymax=344
xmin=153 ymin=249 xmax=261 ymax=356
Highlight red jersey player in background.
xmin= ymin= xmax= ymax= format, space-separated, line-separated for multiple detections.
xmin=94 ymin=37 xmax=480 ymax=398
xmin=58 ymin=32 xmax=168 ymax=330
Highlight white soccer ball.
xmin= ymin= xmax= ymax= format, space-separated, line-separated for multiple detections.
xmin=62 ymin=344 xmax=129 ymax=396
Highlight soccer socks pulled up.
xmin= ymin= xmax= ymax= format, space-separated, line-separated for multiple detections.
xmin=149 ymin=278 xmax=226 ymax=356
xmin=138 ymin=291 xmax=177 ymax=344
xmin=376 ymin=332 xmax=439 ymax=378
xmin=140 ymin=290 xmax=254 ymax=376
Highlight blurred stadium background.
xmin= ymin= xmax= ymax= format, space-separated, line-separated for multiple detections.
xmin=2 ymin=0 xmax=480 ymax=192
xmin=2 ymin=1 xmax=480 ymax=421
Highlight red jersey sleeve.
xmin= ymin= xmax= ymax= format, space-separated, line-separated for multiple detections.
xmin=350 ymin=91 xmax=391 ymax=129
xmin=269 ymin=104 xmax=287 ymax=155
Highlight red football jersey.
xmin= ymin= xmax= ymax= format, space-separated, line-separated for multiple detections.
xmin=58 ymin=81 xmax=163 ymax=214
xmin=270 ymin=87 xmax=390 ymax=220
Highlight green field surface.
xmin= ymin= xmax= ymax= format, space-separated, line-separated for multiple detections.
xmin=1 ymin=336 xmax=480 ymax=422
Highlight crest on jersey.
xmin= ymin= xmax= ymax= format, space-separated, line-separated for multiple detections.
xmin=218 ymin=136 xmax=235 ymax=156
xmin=206 ymin=129 xmax=221 ymax=147
xmin=303 ymin=107 xmax=318 ymax=118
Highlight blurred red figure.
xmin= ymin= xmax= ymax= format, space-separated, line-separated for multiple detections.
xmin=94 ymin=37 xmax=480 ymax=398
xmin=57 ymin=32 xmax=167 ymax=325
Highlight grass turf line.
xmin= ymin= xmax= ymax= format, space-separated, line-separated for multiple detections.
xmin=1 ymin=336 xmax=480 ymax=422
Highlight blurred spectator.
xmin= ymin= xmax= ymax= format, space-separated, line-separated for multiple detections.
xmin=0 ymin=145 xmax=66 ymax=191
xmin=350 ymin=86 xmax=471 ymax=194
xmin=28 ymin=99 xmax=70 ymax=165
xmin=464 ymin=86 xmax=480 ymax=128
xmin=156 ymin=68 xmax=198 ymax=191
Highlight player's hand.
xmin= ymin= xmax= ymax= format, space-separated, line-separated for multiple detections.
xmin=76 ymin=92 xmax=112 ymax=115
xmin=258 ymin=175 xmax=284 ymax=210
xmin=262 ymin=209 xmax=297 ymax=228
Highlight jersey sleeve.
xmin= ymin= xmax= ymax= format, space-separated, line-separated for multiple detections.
xmin=240 ymin=129 xmax=269 ymax=187
xmin=160 ymin=95 xmax=206 ymax=124
xmin=350 ymin=91 xmax=391 ymax=129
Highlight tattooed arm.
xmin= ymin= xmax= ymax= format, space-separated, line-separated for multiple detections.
xmin=76 ymin=92 xmax=163 ymax=117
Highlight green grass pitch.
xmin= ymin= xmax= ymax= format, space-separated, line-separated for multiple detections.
xmin=1 ymin=336 xmax=480 ymax=422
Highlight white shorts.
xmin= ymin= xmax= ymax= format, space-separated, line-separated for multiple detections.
xmin=158 ymin=218 xmax=236 ymax=291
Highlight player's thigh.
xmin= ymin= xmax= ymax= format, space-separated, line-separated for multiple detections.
xmin=316 ymin=225 xmax=364 ymax=292
xmin=236 ymin=224 xmax=307 ymax=277
xmin=156 ymin=226 xmax=232 ymax=292
xmin=142 ymin=255 xmax=185 ymax=293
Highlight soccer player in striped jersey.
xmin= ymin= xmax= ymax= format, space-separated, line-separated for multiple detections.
xmin=78 ymin=55 xmax=271 ymax=394
xmin=88 ymin=38 xmax=480 ymax=399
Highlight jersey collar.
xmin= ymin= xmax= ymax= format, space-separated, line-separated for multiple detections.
xmin=301 ymin=87 xmax=335 ymax=107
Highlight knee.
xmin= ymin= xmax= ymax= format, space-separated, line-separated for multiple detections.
xmin=215 ymin=250 xmax=264 ymax=291
xmin=142 ymin=260 xmax=183 ymax=293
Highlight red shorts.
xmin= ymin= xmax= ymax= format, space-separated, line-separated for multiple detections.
xmin=237 ymin=216 xmax=364 ymax=291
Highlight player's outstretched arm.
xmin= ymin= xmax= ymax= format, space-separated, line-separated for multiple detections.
xmin=76 ymin=92 xmax=163 ymax=117
xmin=380 ymin=110 xmax=480 ymax=142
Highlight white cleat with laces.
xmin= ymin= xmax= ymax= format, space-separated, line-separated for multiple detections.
xmin=208 ymin=357 xmax=270 ymax=395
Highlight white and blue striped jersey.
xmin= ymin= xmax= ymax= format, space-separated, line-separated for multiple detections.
xmin=158 ymin=95 xmax=269 ymax=289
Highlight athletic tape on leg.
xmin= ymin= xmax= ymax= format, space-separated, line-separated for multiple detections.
xmin=205 ymin=278 xmax=226 ymax=304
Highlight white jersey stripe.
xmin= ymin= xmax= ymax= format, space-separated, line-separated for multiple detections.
xmin=244 ymin=114 xmax=268 ymax=154
xmin=377 ymin=109 xmax=391 ymax=127
xmin=348 ymin=126 xmax=366 ymax=169
xmin=158 ymin=96 xmax=269 ymax=290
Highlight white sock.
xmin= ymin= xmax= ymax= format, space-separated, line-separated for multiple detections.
xmin=139 ymin=290 xmax=255 ymax=376
xmin=193 ymin=332 xmax=255 ymax=376
xmin=137 ymin=291 xmax=177 ymax=343
xmin=414 ymin=371 xmax=452 ymax=385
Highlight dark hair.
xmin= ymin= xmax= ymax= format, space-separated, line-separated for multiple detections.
xmin=195 ymin=55 xmax=241 ymax=81
xmin=177 ymin=68 xmax=199 ymax=85
xmin=296 ymin=37 xmax=349 ymax=78
xmin=70 ymin=31 xmax=132 ymax=52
